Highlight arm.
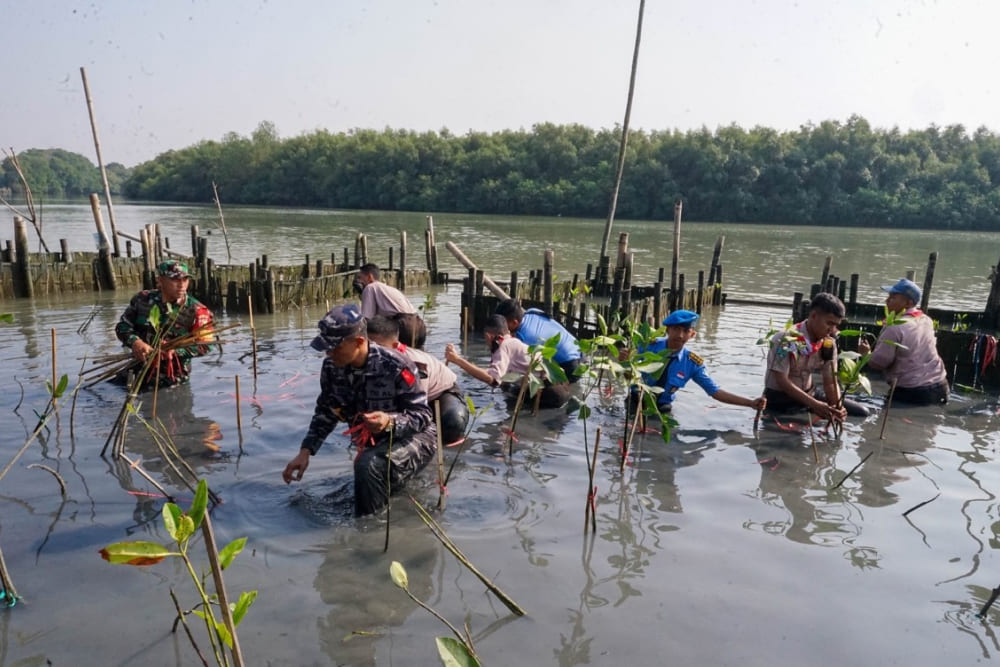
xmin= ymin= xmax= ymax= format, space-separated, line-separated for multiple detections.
xmin=711 ymin=389 xmax=766 ymax=410
xmin=445 ymin=343 xmax=497 ymax=386
xmin=768 ymin=367 xmax=845 ymax=422
xmin=859 ymin=331 xmax=896 ymax=371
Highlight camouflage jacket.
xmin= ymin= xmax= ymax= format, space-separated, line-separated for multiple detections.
xmin=114 ymin=290 xmax=214 ymax=384
xmin=301 ymin=344 xmax=433 ymax=455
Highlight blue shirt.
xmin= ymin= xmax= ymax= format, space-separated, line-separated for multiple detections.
xmin=641 ymin=340 xmax=720 ymax=407
xmin=514 ymin=309 xmax=581 ymax=364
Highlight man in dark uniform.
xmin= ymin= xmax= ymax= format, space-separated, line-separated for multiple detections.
xmin=114 ymin=260 xmax=214 ymax=387
xmin=282 ymin=303 xmax=438 ymax=516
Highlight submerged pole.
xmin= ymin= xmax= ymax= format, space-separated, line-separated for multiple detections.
xmin=670 ymin=199 xmax=682 ymax=310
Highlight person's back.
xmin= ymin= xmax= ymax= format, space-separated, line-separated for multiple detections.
xmin=495 ymin=299 xmax=580 ymax=381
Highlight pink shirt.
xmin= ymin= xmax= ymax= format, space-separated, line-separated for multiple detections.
xmin=868 ymin=311 xmax=947 ymax=388
xmin=487 ymin=336 xmax=533 ymax=385
xmin=395 ymin=344 xmax=457 ymax=400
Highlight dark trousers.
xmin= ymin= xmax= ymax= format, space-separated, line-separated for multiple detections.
xmin=892 ymin=380 xmax=949 ymax=405
xmin=763 ymin=387 xmax=870 ymax=417
xmin=353 ymin=428 xmax=437 ymax=516
xmin=435 ymin=386 xmax=470 ymax=445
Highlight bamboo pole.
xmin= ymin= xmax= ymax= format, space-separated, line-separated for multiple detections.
xmin=247 ymin=292 xmax=258 ymax=379
xmin=445 ymin=241 xmax=510 ymax=300
xmin=51 ymin=328 xmax=57 ymax=403
xmin=598 ymin=0 xmax=646 ymax=263
xmin=235 ymin=375 xmax=243 ymax=442
xmin=80 ymin=66 xmax=121 ymax=257
xmin=200 ymin=513 xmax=246 ymax=667
xmin=435 ymin=400 xmax=446 ymax=511
xmin=670 ymin=200 xmax=682 ymax=310
xmin=89 ymin=193 xmax=117 ymax=290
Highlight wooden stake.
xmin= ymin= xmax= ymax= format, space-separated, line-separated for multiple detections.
xmin=879 ymin=378 xmax=898 ymax=440
xmin=50 ymin=327 xmax=57 ymax=403
xmin=80 ymin=66 xmax=121 ymax=257
xmin=435 ymin=400 xmax=446 ymax=511
xmin=247 ymin=293 xmax=258 ymax=380
xmin=235 ymin=375 xmax=243 ymax=442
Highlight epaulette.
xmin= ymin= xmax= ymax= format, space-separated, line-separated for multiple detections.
xmin=688 ymin=351 xmax=704 ymax=366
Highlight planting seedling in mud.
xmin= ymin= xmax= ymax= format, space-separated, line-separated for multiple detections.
xmin=114 ymin=260 xmax=215 ymax=388
xmin=282 ymin=304 xmax=438 ymax=516
xmin=763 ymin=292 xmax=869 ymax=423
xmin=445 ymin=314 xmax=572 ymax=410
xmin=496 ymin=298 xmax=582 ymax=382
xmin=626 ymin=309 xmax=766 ymax=417
xmin=858 ymin=278 xmax=950 ymax=406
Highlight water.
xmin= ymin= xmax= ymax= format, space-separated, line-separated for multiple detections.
xmin=2 ymin=205 xmax=1000 ymax=665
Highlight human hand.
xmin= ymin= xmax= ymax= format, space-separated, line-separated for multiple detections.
xmin=857 ymin=339 xmax=871 ymax=355
xmin=814 ymin=402 xmax=846 ymax=423
xmin=444 ymin=343 xmax=459 ymax=364
xmin=362 ymin=411 xmax=393 ymax=434
xmin=131 ymin=339 xmax=154 ymax=362
xmin=282 ymin=449 xmax=311 ymax=484
xmin=751 ymin=396 xmax=767 ymax=411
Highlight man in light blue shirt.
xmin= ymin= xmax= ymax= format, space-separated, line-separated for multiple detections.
xmin=496 ymin=299 xmax=581 ymax=382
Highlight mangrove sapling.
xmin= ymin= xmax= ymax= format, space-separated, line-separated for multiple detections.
xmin=100 ymin=479 xmax=255 ymax=667
xmin=389 ymin=560 xmax=480 ymax=666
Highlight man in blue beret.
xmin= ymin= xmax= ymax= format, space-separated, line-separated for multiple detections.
xmin=631 ymin=309 xmax=766 ymax=416
xmin=282 ymin=303 xmax=438 ymax=515
xmin=857 ymin=278 xmax=949 ymax=405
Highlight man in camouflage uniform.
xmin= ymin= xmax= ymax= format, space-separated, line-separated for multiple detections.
xmin=115 ymin=260 xmax=214 ymax=387
xmin=282 ymin=303 xmax=437 ymax=516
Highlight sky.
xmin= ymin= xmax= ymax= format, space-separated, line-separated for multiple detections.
xmin=3 ymin=0 xmax=999 ymax=167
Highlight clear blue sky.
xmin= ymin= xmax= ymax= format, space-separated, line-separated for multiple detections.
xmin=4 ymin=0 xmax=998 ymax=167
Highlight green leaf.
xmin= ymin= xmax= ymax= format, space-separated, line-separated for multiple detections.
xmin=592 ymin=335 xmax=617 ymax=348
xmin=175 ymin=515 xmax=196 ymax=544
xmin=188 ymin=479 xmax=209 ymax=530
xmin=214 ymin=617 xmax=233 ymax=648
xmin=577 ymin=404 xmax=591 ymax=421
xmin=55 ymin=374 xmax=69 ymax=398
xmin=465 ymin=394 xmax=477 ymax=416
xmin=0 ymin=313 xmax=13 ymax=323
xmin=435 ymin=636 xmax=480 ymax=667
xmin=390 ymin=561 xmax=409 ymax=589
xmin=99 ymin=541 xmax=175 ymax=566
xmin=162 ymin=503 xmax=183 ymax=542
xmin=218 ymin=537 xmax=248 ymax=570
xmin=149 ymin=304 xmax=161 ymax=329
xmin=858 ymin=376 xmax=873 ymax=395
xmin=597 ymin=313 xmax=607 ymax=336
xmin=231 ymin=590 xmax=257 ymax=625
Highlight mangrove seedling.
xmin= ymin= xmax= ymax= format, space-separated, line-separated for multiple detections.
xmin=100 ymin=479 xmax=255 ymax=667
xmin=390 ymin=560 xmax=480 ymax=666
xmin=503 ymin=332 xmax=566 ymax=455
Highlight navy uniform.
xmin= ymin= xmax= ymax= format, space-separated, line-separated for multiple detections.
xmin=639 ymin=310 xmax=720 ymax=411
xmin=300 ymin=304 xmax=437 ymax=515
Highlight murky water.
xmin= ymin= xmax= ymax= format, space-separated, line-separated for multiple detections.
xmin=2 ymin=207 xmax=1000 ymax=665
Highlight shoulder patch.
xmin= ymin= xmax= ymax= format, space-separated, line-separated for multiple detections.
xmin=688 ymin=351 xmax=704 ymax=365
xmin=400 ymin=367 xmax=417 ymax=386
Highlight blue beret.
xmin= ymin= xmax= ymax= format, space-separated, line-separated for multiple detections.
xmin=881 ymin=278 xmax=921 ymax=305
xmin=663 ymin=310 xmax=699 ymax=327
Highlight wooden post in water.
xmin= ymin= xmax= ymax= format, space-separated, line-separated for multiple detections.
xmin=12 ymin=216 xmax=33 ymax=298
xmin=622 ymin=251 xmax=634 ymax=312
xmin=444 ymin=241 xmax=510 ymax=299
xmin=360 ymin=234 xmax=369 ymax=266
xmin=849 ymin=274 xmax=859 ymax=311
xmin=60 ymin=239 xmax=71 ymax=263
xmin=543 ymin=249 xmax=554 ymax=316
xmin=509 ymin=271 xmax=519 ymax=302
xmin=921 ymin=251 xmax=937 ymax=311
xmin=985 ymin=255 xmax=1000 ymax=328
xmin=708 ymin=235 xmax=725 ymax=285
xmin=905 ymin=269 xmax=916 ymax=281
xmin=388 ymin=246 xmax=394 ymax=271
xmin=80 ymin=67 xmax=121 ymax=257
xmin=670 ymin=200 xmax=682 ymax=310
xmin=820 ymin=256 xmax=832 ymax=289
xmin=190 ymin=225 xmax=199 ymax=257
xmin=696 ymin=270 xmax=705 ymax=314
xmin=89 ymin=194 xmax=116 ymax=291
xmin=399 ymin=230 xmax=407 ymax=291
xmin=140 ymin=227 xmax=154 ymax=289
xmin=713 ymin=264 xmax=724 ymax=305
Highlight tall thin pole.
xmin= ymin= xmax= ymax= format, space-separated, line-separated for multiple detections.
xmin=80 ymin=66 xmax=121 ymax=257
xmin=598 ymin=0 xmax=646 ymax=263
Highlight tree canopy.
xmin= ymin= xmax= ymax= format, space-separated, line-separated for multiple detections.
xmin=0 ymin=149 xmax=130 ymax=199
xmin=92 ymin=117 xmax=1000 ymax=229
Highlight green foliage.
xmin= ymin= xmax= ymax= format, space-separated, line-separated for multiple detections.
xmin=0 ymin=149 xmax=131 ymax=198
xmin=120 ymin=117 xmax=1000 ymax=230
xmin=837 ymin=351 xmax=873 ymax=397
xmin=100 ymin=480 xmax=255 ymax=661
xmin=0 ymin=313 xmax=13 ymax=324
xmin=46 ymin=374 xmax=69 ymax=399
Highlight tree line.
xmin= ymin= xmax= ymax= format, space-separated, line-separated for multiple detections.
xmin=10 ymin=116 xmax=1000 ymax=229
xmin=0 ymin=149 xmax=130 ymax=199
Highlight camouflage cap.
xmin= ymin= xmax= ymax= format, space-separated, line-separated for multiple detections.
xmin=158 ymin=260 xmax=192 ymax=279
xmin=310 ymin=303 xmax=366 ymax=351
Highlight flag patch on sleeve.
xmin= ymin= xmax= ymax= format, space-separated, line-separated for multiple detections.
xmin=400 ymin=368 xmax=416 ymax=386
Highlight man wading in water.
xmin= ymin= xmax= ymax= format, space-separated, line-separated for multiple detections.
xmin=282 ymin=304 xmax=438 ymax=515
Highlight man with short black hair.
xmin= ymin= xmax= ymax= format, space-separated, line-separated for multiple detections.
xmin=764 ymin=292 xmax=868 ymax=421
xmin=114 ymin=260 xmax=214 ymax=387
xmin=282 ymin=304 xmax=437 ymax=515
xmin=495 ymin=299 xmax=581 ymax=382
xmin=858 ymin=278 xmax=949 ymax=405
xmin=354 ymin=263 xmax=427 ymax=348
